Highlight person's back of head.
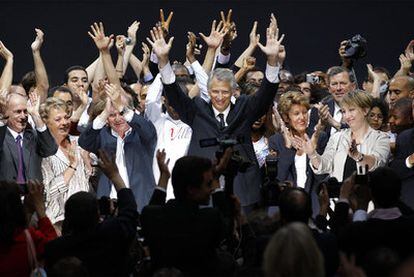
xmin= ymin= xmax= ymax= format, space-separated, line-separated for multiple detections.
xmin=368 ymin=167 xmax=401 ymax=209
xmin=279 ymin=187 xmax=312 ymax=224
xmin=48 ymin=257 xmax=89 ymax=277
xmin=263 ymin=222 xmax=324 ymax=277
xmin=171 ymin=156 xmax=212 ymax=201
xmin=62 ymin=192 xmax=99 ymax=235
xmin=0 ymin=181 xmax=26 ymax=246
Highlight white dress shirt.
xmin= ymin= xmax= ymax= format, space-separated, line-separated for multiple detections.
xmin=331 ymin=101 xmax=342 ymax=136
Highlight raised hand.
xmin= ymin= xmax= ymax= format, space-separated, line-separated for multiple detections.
xmin=0 ymin=41 xmax=13 ymax=61
xmin=31 ymin=28 xmax=44 ymax=52
xmin=159 ymin=9 xmax=173 ymax=36
xmin=141 ymin=42 xmax=151 ymax=71
xmin=156 ymin=149 xmax=171 ymax=178
xmin=399 ymin=53 xmax=412 ymax=72
xmin=405 ymin=40 xmax=414 ymax=61
xmin=88 ymin=22 xmax=114 ymax=51
xmin=68 ymin=140 xmax=78 ymax=168
xmin=27 ymin=90 xmax=40 ymax=117
xmin=242 ymin=56 xmax=256 ymax=71
xmin=220 ymin=9 xmax=237 ymax=44
xmin=115 ymin=35 xmax=126 ymax=55
xmin=220 ymin=9 xmax=233 ymax=30
xmin=249 ymin=21 xmax=260 ymax=48
xmin=257 ymin=14 xmax=285 ymax=66
xmin=367 ymin=64 xmax=380 ymax=81
xmin=199 ymin=20 xmax=227 ymax=50
xmin=186 ymin=31 xmax=200 ymax=63
xmin=127 ymin=20 xmax=140 ymax=45
xmin=146 ymin=26 xmax=174 ymax=68
xmin=104 ymin=83 xmax=123 ymax=112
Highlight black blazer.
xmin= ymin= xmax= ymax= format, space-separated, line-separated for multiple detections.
xmin=308 ymin=98 xmax=348 ymax=140
xmin=164 ymin=77 xmax=278 ymax=206
xmin=390 ymin=127 xmax=414 ymax=209
xmin=141 ymin=190 xmax=233 ymax=276
xmin=268 ymin=129 xmax=328 ymax=193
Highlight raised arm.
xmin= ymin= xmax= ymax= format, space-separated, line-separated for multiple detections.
xmin=0 ymin=41 xmax=13 ymax=93
xmin=122 ymin=21 xmax=140 ymax=75
xmin=366 ymin=64 xmax=381 ymax=98
xmin=115 ymin=35 xmax=126 ymax=79
xmin=31 ymin=28 xmax=49 ymax=102
xmin=199 ymin=20 xmax=227 ymax=73
xmin=234 ymin=20 xmax=260 ymax=69
xmin=88 ymin=22 xmax=120 ymax=87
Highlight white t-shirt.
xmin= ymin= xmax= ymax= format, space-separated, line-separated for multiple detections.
xmin=295 ymin=153 xmax=307 ymax=189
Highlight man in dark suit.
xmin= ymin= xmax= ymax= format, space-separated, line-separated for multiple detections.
xmin=0 ymin=93 xmax=57 ymax=182
xmin=308 ymin=66 xmax=356 ymax=138
xmin=147 ymin=21 xmax=282 ymax=211
xmin=141 ymin=155 xmax=235 ymax=276
xmin=390 ymin=126 xmax=414 ymax=209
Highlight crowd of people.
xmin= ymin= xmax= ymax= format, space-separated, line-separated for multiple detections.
xmin=0 ymin=8 xmax=414 ymax=277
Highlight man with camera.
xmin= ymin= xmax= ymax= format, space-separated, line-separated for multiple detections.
xmin=147 ymin=15 xmax=283 ymax=212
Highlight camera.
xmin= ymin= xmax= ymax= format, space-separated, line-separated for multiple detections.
xmin=306 ymin=74 xmax=320 ymax=84
xmin=343 ymin=34 xmax=367 ymax=60
xmin=199 ymin=136 xmax=252 ymax=173
xmin=317 ymin=177 xmax=342 ymax=198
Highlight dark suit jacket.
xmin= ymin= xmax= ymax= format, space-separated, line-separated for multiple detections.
xmin=78 ymin=113 xmax=157 ymax=211
xmin=308 ymin=98 xmax=348 ymax=140
xmin=390 ymin=128 xmax=414 ymax=209
xmin=0 ymin=126 xmax=57 ymax=182
xmin=268 ymin=130 xmax=328 ymax=216
xmin=164 ymin=78 xmax=278 ymax=206
xmin=45 ymin=188 xmax=138 ymax=277
xmin=141 ymin=190 xmax=233 ymax=276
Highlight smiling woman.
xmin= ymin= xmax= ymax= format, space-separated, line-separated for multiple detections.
xmin=299 ymin=90 xmax=391 ymax=182
xmin=39 ymin=98 xmax=91 ymax=231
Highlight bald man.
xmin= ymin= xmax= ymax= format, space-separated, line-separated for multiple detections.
xmin=0 ymin=93 xmax=57 ymax=183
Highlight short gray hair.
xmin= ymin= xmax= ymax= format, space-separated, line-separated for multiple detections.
xmin=326 ymin=66 xmax=355 ymax=84
xmin=207 ymin=68 xmax=237 ymax=91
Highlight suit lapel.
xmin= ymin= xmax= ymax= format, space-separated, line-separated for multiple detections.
xmin=225 ymin=103 xmax=237 ymax=126
xmin=5 ymin=130 xmax=19 ymax=171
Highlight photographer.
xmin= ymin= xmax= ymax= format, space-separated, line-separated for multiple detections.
xmin=141 ymin=148 xmax=236 ymax=276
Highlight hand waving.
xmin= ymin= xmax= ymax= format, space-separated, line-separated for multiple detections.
xmin=88 ymin=22 xmax=114 ymax=51
xmin=257 ymin=14 xmax=285 ymax=66
xmin=199 ymin=20 xmax=227 ymax=50
xmin=146 ymin=26 xmax=174 ymax=68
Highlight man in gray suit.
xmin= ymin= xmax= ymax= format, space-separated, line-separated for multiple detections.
xmin=147 ymin=18 xmax=283 ymax=212
xmin=0 ymin=93 xmax=57 ymax=183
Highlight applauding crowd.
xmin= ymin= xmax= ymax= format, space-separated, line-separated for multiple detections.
xmin=1 ymin=8 xmax=414 ymax=277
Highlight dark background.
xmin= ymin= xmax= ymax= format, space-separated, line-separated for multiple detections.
xmin=0 ymin=0 xmax=413 ymax=85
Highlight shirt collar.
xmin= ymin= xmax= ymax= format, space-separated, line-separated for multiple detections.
xmin=368 ymin=207 xmax=402 ymax=220
xmin=7 ymin=127 xmax=24 ymax=140
xmin=212 ymin=104 xmax=231 ymax=121
xmin=111 ymin=127 xmax=132 ymax=140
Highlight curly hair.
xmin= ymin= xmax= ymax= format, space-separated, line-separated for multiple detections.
xmin=277 ymin=91 xmax=310 ymax=119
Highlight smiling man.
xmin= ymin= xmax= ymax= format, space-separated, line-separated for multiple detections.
xmin=0 ymin=93 xmax=57 ymax=183
xmin=148 ymin=18 xmax=282 ymax=211
xmin=309 ymin=66 xmax=356 ymax=138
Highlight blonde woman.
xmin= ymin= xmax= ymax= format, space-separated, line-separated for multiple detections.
xmin=40 ymin=98 xmax=91 ymax=227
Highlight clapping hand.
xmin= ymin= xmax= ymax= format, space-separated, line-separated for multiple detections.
xmin=31 ymin=28 xmax=44 ymax=53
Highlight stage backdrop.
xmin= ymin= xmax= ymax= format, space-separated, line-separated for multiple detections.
xmin=0 ymin=0 xmax=413 ymax=86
